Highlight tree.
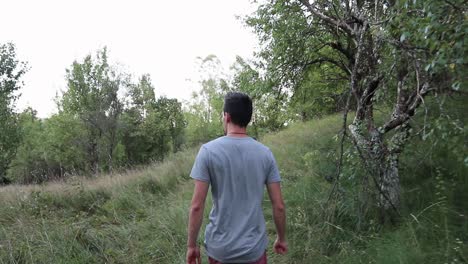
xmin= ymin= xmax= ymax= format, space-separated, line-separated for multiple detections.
xmin=247 ymin=0 xmax=466 ymax=222
xmin=231 ymin=56 xmax=290 ymax=135
xmin=7 ymin=108 xmax=50 ymax=183
xmin=42 ymin=111 xmax=88 ymax=178
xmin=61 ymin=47 xmax=124 ymax=173
xmin=185 ymin=55 xmax=227 ymax=144
xmin=121 ymin=74 xmax=186 ymax=164
xmin=290 ymin=64 xmax=347 ymax=120
xmin=126 ymin=73 xmax=156 ymax=118
xmin=155 ymin=97 xmax=186 ymax=153
xmin=120 ymin=74 xmax=156 ymax=164
xmin=0 ymin=43 xmax=27 ymax=184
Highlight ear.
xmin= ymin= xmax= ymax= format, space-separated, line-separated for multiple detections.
xmin=225 ymin=113 xmax=231 ymax=123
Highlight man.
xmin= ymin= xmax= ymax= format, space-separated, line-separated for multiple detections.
xmin=186 ymin=92 xmax=287 ymax=264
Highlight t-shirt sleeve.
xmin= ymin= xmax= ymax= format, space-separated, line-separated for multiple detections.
xmin=190 ymin=145 xmax=211 ymax=183
xmin=266 ymin=150 xmax=281 ymax=184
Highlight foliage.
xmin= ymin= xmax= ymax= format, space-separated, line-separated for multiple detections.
xmin=3 ymin=48 xmax=186 ymax=182
xmin=8 ymin=108 xmax=89 ymax=183
xmin=290 ymin=65 xmax=347 ymax=119
xmin=184 ymin=55 xmax=227 ymax=145
xmin=8 ymin=108 xmax=50 ymax=183
xmin=231 ymin=56 xmax=290 ymax=134
xmin=0 ymin=43 xmax=27 ymax=184
xmin=43 ymin=111 xmax=89 ymax=176
xmin=245 ymin=0 xmax=467 ymax=223
xmin=245 ymin=0 xmax=349 ymax=120
xmin=61 ymin=47 xmax=124 ymax=173
xmin=155 ymin=97 xmax=186 ymax=153
xmin=121 ymin=74 xmax=186 ymax=164
xmin=391 ymin=0 xmax=466 ymax=87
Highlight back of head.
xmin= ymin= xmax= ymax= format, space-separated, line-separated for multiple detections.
xmin=224 ymin=92 xmax=253 ymax=127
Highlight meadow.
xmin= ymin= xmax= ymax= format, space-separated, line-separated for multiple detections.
xmin=1 ymin=112 xmax=466 ymax=263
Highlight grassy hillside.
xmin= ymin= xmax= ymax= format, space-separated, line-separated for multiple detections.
xmin=0 ymin=113 xmax=466 ymax=264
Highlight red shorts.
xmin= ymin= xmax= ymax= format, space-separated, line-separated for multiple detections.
xmin=208 ymin=252 xmax=267 ymax=264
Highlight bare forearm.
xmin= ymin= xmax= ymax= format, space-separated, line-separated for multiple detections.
xmin=267 ymin=183 xmax=287 ymax=242
xmin=187 ymin=205 xmax=204 ymax=247
xmin=273 ymin=206 xmax=286 ymax=241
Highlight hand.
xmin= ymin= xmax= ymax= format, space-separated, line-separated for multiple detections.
xmin=186 ymin=246 xmax=201 ymax=264
xmin=274 ymin=237 xmax=288 ymax=255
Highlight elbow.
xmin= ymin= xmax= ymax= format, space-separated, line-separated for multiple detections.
xmin=190 ymin=204 xmax=204 ymax=214
xmin=273 ymin=202 xmax=285 ymax=214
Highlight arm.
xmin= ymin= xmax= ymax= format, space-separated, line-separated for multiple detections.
xmin=267 ymin=182 xmax=287 ymax=254
xmin=187 ymin=179 xmax=209 ymax=247
xmin=187 ymin=180 xmax=209 ymax=264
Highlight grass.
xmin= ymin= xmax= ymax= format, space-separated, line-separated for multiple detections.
xmin=0 ymin=149 xmax=198 ymax=263
xmin=0 ymin=108 xmax=466 ymax=263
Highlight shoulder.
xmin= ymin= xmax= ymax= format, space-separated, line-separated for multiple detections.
xmin=257 ymin=140 xmax=271 ymax=151
xmin=247 ymin=138 xmax=272 ymax=153
xmin=202 ymin=136 xmax=225 ymax=150
xmin=254 ymin=141 xmax=277 ymax=165
xmin=203 ymin=136 xmax=272 ymax=155
xmin=245 ymin=139 xmax=276 ymax=163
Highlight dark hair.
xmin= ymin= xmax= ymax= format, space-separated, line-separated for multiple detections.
xmin=223 ymin=92 xmax=253 ymax=127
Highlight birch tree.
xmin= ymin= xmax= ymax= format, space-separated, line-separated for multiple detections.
xmin=247 ymin=0 xmax=466 ymax=222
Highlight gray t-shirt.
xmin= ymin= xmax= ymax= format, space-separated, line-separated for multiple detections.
xmin=190 ymin=136 xmax=281 ymax=263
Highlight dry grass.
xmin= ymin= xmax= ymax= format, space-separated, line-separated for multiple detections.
xmin=0 ymin=148 xmax=197 ymax=203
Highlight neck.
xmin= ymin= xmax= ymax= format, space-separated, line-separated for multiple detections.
xmin=226 ymin=126 xmax=248 ymax=137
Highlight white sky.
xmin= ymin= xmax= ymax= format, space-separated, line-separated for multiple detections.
xmin=0 ymin=0 xmax=259 ymax=118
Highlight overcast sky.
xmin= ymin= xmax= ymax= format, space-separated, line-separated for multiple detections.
xmin=1 ymin=0 xmax=259 ymax=118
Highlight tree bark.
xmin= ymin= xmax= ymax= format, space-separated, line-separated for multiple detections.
xmin=349 ymin=121 xmax=410 ymax=223
xmin=380 ymin=154 xmax=400 ymax=212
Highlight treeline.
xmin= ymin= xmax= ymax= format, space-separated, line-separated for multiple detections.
xmin=3 ymin=0 xmax=464 ymax=191
xmin=1 ymin=47 xmax=188 ymax=183
xmin=1 ymin=45 xmax=342 ymax=184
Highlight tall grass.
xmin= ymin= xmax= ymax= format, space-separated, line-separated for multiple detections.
xmin=0 ymin=104 xmax=466 ymax=263
xmin=0 ymin=149 xmax=197 ymax=263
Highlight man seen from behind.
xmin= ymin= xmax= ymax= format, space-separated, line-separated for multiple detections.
xmin=186 ymin=92 xmax=287 ymax=264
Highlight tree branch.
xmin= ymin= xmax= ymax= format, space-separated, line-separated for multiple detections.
xmin=327 ymin=41 xmax=355 ymax=62
xmin=361 ymin=74 xmax=383 ymax=107
xmin=300 ymin=0 xmax=356 ymax=36
xmin=351 ymin=22 xmax=369 ymax=121
xmin=311 ymin=57 xmax=350 ymax=74
xmin=379 ymin=82 xmax=431 ymax=133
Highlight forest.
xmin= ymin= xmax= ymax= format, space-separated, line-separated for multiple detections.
xmin=0 ymin=0 xmax=466 ymax=263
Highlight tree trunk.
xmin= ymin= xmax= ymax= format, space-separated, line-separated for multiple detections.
xmin=380 ymin=124 xmax=411 ymax=223
xmin=367 ymin=140 xmax=401 ymax=223
xmin=380 ymin=153 xmax=400 ymax=209
xmin=90 ymin=140 xmax=99 ymax=174
xmin=108 ymin=127 xmax=117 ymax=171
xmin=349 ymin=122 xmax=410 ymax=224
xmin=108 ymin=141 xmax=114 ymax=171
